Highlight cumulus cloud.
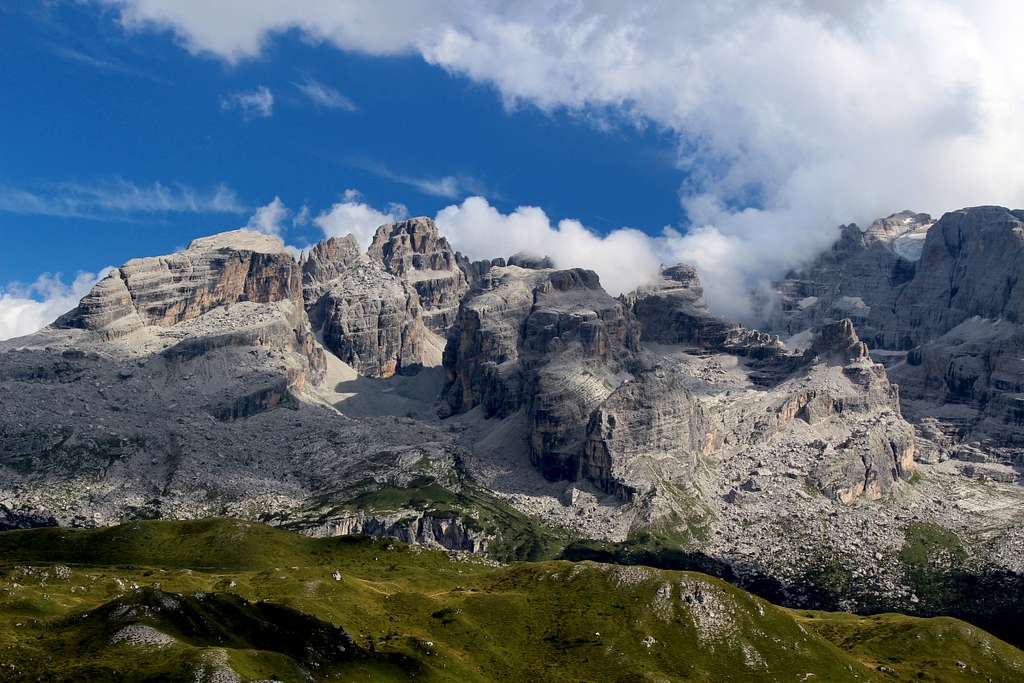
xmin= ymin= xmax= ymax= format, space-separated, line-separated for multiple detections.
xmin=314 ymin=189 xmax=407 ymax=247
xmin=436 ymin=197 xmax=661 ymax=295
xmin=101 ymin=0 xmax=1024 ymax=319
xmin=0 ymin=269 xmax=113 ymax=341
xmin=0 ymin=178 xmax=246 ymax=220
xmin=220 ymin=85 xmax=273 ymax=119
xmin=293 ymin=77 xmax=357 ymax=111
xmin=243 ymin=196 xmax=289 ymax=236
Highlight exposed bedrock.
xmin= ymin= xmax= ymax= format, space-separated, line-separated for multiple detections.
xmin=444 ymin=259 xmax=914 ymax=505
xmin=626 ymin=264 xmax=784 ymax=359
xmin=773 ymin=205 xmax=1024 ymax=461
xmin=443 ymin=265 xmax=641 ymax=484
xmin=59 ymin=230 xmax=302 ymax=337
xmin=368 ymin=217 xmax=470 ymax=335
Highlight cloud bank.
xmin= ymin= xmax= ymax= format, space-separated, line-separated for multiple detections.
xmin=0 ymin=270 xmax=113 ymax=341
xmin=102 ymin=0 xmax=1024 ymax=319
xmin=436 ymin=197 xmax=661 ymax=296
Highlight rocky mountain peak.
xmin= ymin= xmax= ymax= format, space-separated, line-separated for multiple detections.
xmin=301 ymin=234 xmax=364 ymax=304
xmin=368 ymin=217 xmax=456 ymax=276
xmin=368 ymin=217 xmax=469 ymax=334
xmin=56 ymin=229 xmax=301 ymax=338
xmin=805 ymin=318 xmax=868 ymax=363
xmin=507 ymin=252 xmax=555 ymax=270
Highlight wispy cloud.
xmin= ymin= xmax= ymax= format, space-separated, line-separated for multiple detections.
xmin=220 ymin=86 xmax=273 ymax=119
xmin=348 ymin=159 xmax=496 ymax=200
xmin=47 ymin=44 xmax=165 ymax=82
xmin=293 ymin=77 xmax=357 ymax=112
xmin=0 ymin=178 xmax=247 ymax=220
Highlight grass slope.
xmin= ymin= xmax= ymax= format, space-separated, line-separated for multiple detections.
xmin=0 ymin=519 xmax=1021 ymax=682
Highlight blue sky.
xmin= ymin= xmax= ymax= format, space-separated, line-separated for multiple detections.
xmin=0 ymin=2 xmax=682 ymax=285
xmin=0 ymin=1 xmax=1018 ymax=338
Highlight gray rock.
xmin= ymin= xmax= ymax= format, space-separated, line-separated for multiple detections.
xmin=368 ymin=217 xmax=469 ymax=335
xmin=772 ymin=206 xmax=1024 ymax=462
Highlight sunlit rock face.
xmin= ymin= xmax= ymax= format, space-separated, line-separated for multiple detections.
xmin=368 ymin=217 xmax=470 ymax=335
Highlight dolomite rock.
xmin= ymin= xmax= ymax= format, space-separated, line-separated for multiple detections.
xmin=443 ymin=265 xmax=641 ymax=482
xmin=301 ymin=234 xmax=363 ymax=304
xmin=445 ymin=262 xmax=912 ymax=506
xmin=773 ymin=206 xmax=1024 ymax=462
xmin=302 ymin=510 xmax=489 ymax=553
xmin=892 ymin=317 xmax=1024 ymax=459
xmin=307 ymin=258 xmax=438 ymax=378
xmin=59 ymin=229 xmax=301 ymax=335
xmin=771 ymin=211 xmax=933 ymax=349
xmin=582 ymin=369 xmax=710 ymax=500
xmin=368 ymin=217 xmax=470 ymax=334
xmin=627 ymin=264 xmax=783 ymax=359
xmin=896 ymin=206 xmax=1024 ymax=344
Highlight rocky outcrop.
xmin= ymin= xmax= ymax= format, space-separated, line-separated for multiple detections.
xmin=443 ymin=265 xmax=641 ymax=483
xmin=770 ymin=211 xmax=933 ymax=349
xmin=307 ymin=260 xmax=437 ymax=377
xmin=582 ymin=369 xmax=710 ymax=500
xmin=445 ymin=263 xmax=913 ymax=507
xmin=303 ymin=510 xmax=489 ymax=553
xmin=301 ymin=234 xmax=363 ymax=304
xmin=892 ymin=317 xmax=1024 ymax=460
xmin=368 ymin=217 xmax=470 ymax=334
xmin=301 ymin=233 xmax=443 ymax=378
xmin=773 ymin=206 xmax=1024 ymax=461
xmin=627 ymin=264 xmax=783 ymax=359
xmin=59 ymin=230 xmax=301 ymax=336
xmin=896 ymin=206 xmax=1024 ymax=344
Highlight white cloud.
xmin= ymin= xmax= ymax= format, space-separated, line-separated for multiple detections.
xmin=348 ymin=159 xmax=489 ymax=200
xmin=0 ymin=178 xmax=246 ymax=219
xmin=244 ymin=196 xmax=289 ymax=236
xmin=220 ymin=85 xmax=273 ymax=119
xmin=101 ymin=1 xmax=1024 ymax=319
xmin=314 ymin=189 xmax=407 ymax=247
xmin=436 ymin=196 xmax=661 ymax=296
xmin=0 ymin=269 xmax=114 ymax=341
xmin=293 ymin=77 xmax=357 ymax=111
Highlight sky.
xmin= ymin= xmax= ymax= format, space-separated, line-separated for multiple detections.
xmin=2 ymin=0 xmax=1023 ymax=339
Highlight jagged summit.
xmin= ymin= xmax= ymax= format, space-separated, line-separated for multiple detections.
xmin=2 ymin=205 xmax=1023 ymax=641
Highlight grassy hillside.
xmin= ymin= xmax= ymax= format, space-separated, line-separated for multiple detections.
xmin=0 ymin=519 xmax=1021 ymax=682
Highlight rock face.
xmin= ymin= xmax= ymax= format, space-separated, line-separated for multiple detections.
xmin=582 ymin=370 xmax=709 ymax=500
xmin=773 ymin=206 xmax=1024 ymax=461
xmin=303 ymin=236 xmax=439 ymax=377
xmin=303 ymin=510 xmax=489 ymax=553
xmin=627 ymin=264 xmax=784 ymax=358
xmin=368 ymin=217 xmax=470 ymax=335
xmin=444 ymin=265 xmax=641 ymax=484
xmin=444 ymin=261 xmax=913 ymax=507
xmin=59 ymin=230 xmax=301 ymax=337
xmin=896 ymin=206 xmax=1024 ymax=343
xmin=771 ymin=211 xmax=933 ymax=349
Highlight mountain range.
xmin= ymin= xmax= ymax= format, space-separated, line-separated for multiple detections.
xmin=1 ymin=206 xmax=1022 ymax=669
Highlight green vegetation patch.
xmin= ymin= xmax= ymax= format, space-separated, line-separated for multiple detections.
xmin=0 ymin=519 xmax=1021 ymax=682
